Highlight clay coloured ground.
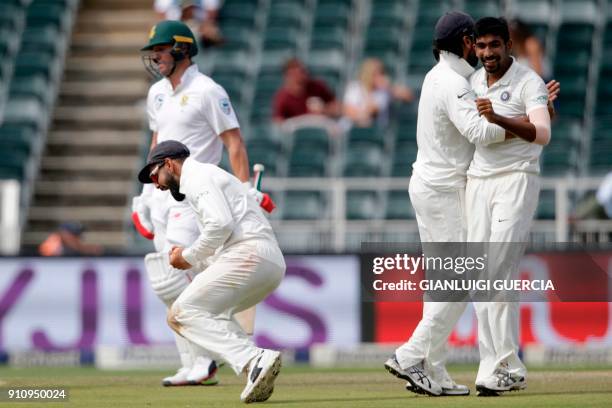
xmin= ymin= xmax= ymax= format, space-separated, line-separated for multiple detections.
xmin=0 ymin=365 xmax=611 ymax=407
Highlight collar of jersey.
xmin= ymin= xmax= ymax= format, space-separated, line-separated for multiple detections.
xmin=179 ymin=156 xmax=194 ymax=196
xmin=439 ymin=51 xmax=475 ymax=79
xmin=482 ymin=57 xmax=517 ymax=90
xmin=163 ymin=63 xmax=198 ymax=93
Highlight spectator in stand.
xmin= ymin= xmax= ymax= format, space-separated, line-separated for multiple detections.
xmin=154 ymin=0 xmax=223 ymax=48
xmin=39 ymin=222 xmax=103 ymax=256
xmin=343 ymin=58 xmax=414 ymax=128
xmin=272 ymin=58 xmax=341 ymax=123
xmin=509 ymin=19 xmax=550 ymax=79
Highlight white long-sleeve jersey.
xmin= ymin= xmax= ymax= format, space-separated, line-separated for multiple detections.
xmin=179 ymin=158 xmax=278 ymax=266
xmin=411 ymin=51 xmax=506 ymax=191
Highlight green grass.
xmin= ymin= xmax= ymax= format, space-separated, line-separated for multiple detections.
xmin=0 ymin=365 xmax=611 ymax=407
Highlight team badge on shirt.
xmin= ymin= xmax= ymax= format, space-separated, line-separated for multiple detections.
xmin=500 ymin=91 xmax=511 ymax=102
xmin=154 ymin=94 xmax=165 ymax=110
xmin=219 ymin=98 xmax=232 ymax=115
xmin=180 ymin=95 xmax=189 ymax=106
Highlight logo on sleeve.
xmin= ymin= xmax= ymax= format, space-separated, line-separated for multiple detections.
xmin=534 ymin=95 xmax=548 ymax=104
xmin=154 ymin=94 xmax=165 ymax=110
xmin=500 ymin=91 xmax=511 ymax=102
xmin=219 ymin=98 xmax=232 ymax=115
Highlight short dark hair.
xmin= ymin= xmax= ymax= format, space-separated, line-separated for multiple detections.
xmin=433 ymin=26 xmax=475 ymax=60
xmin=283 ymin=57 xmax=304 ymax=73
xmin=433 ymin=37 xmax=465 ymax=60
xmin=474 ymin=17 xmax=510 ymax=43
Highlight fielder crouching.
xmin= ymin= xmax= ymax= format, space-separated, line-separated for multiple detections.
xmin=138 ymin=140 xmax=286 ymax=404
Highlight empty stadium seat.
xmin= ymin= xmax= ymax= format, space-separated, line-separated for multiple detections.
xmin=385 ymin=190 xmax=415 ymax=219
xmin=347 ymin=126 xmax=385 ymax=149
xmin=26 ymin=2 xmax=69 ymax=32
xmin=391 ymin=142 xmax=417 ymax=177
xmin=509 ymin=0 xmax=552 ymax=24
xmin=288 ymin=150 xmax=327 ymax=177
xmin=284 ymin=191 xmax=325 ymax=220
xmin=8 ymin=75 xmax=49 ymax=105
xmin=313 ymin=3 xmax=351 ymax=28
xmin=219 ymin=1 xmax=258 ymax=28
xmin=370 ymin=0 xmax=407 ymax=28
xmin=267 ymin=0 xmax=307 ymax=29
xmin=462 ymin=0 xmax=502 ymax=20
xmin=343 ymin=146 xmax=384 ymax=177
xmin=346 ymin=190 xmax=380 ymax=219
xmin=292 ymin=127 xmax=330 ymax=153
xmin=2 ymin=98 xmax=45 ymax=132
xmin=536 ymin=190 xmax=556 ymax=220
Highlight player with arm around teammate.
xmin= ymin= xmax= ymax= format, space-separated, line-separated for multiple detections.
xmin=132 ymin=20 xmax=273 ymax=386
xmin=384 ymin=11 xmax=516 ymax=397
xmin=467 ymin=17 xmax=553 ymax=396
xmin=138 ymin=141 xmax=286 ymax=404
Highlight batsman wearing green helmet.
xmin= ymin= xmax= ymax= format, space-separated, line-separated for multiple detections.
xmin=141 ymin=20 xmax=199 ymax=78
xmin=134 ymin=20 xmax=275 ymax=390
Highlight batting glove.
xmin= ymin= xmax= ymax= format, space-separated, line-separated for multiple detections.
xmin=248 ymin=187 xmax=276 ymax=213
xmin=131 ymin=195 xmax=155 ymax=240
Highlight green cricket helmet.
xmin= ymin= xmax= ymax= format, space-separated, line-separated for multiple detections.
xmin=141 ymin=20 xmax=198 ymax=78
xmin=142 ymin=20 xmax=198 ymax=57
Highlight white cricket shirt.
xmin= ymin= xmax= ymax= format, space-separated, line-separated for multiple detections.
xmin=178 ymin=158 xmax=278 ymax=266
xmin=147 ymin=64 xmax=239 ymax=165
xmin=412 ymin=51 xmax=506 ymax=191
xmin=468 ymin=58 xmax=549 ymax=177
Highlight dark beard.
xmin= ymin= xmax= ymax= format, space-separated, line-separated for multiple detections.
xmin=167 ymin=176 xmax=185 ymax=202
xmin=467 ymin=52 xmax=479 ymax=67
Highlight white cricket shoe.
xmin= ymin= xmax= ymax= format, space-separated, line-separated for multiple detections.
xmin=162 ymin=367 xmax=191 ymax=386
xmin=407 ymin=380 xmax=469 ymax=395
xmin=187 ymin=357 xmax=219 ymax=386
xmin=240 ymin=349 xmax=282 ymax=403
xmin=440 ymin=382 xmax=470 ymax=396
xmin=384 ymin=355 xmax=442 ymax=396
xmin=476 ymin=367 xmax=526 ymax=395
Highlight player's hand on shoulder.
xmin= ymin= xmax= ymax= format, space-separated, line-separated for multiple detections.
xmin=546 ymin=79 xmax=560 ymax=103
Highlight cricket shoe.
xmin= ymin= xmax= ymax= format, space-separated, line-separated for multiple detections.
xmin=406 ymin=381 xmax=469 ymax=396
xmin=384 ymin=355 xmax=442 ymax=396
xmin=440 ymin=382 xmax=470 ymax=396
xmin=162 ymin=367 xmax=191 ymax=386
xmin=187 ymin=357 xmax=219 ymax=386
xmin=476 ymin=368 xmax=526 ymax=396
xmin=240 ymin=349 xmax=282 ymax=403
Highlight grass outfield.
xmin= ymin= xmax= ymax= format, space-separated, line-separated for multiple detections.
xmin=0 ymin=365 xmax=611 ymax=407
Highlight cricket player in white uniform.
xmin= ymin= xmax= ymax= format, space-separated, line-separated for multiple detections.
xmin=384 ymin=12 xmax=511 ymax=396
xmin=137 ymin=141 xmax=285 ymax=403
xmin=382 ymin=12 xmax=562 ymax=397
xmin=468 ymin=17 xmax=553 ymax=396
xmin=132 ymin=20 xmax=274 ymax=386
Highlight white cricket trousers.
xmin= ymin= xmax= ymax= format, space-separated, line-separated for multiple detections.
xmin=395 ymin=174 xmax=468 ymax=386
xmin=149 ymin=189 xmax=204 ymax=368
xmin=466 ymin=171 xmax=539 ymax=383
xmin=169 ymin=240 xmax=286 ymax=375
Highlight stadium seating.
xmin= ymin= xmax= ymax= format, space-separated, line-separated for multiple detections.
xmin=283 ymin=190 xmax=326 ymax=220
xmin=346 ymin=190 xmax=380 ymax=219
xmin=385 ymin=190 xmax=415 ymax=219
xmin=536 ymin=190 xmax=556 ymax=220
xmin=1 ymin=0 xmax=608 ymax=251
